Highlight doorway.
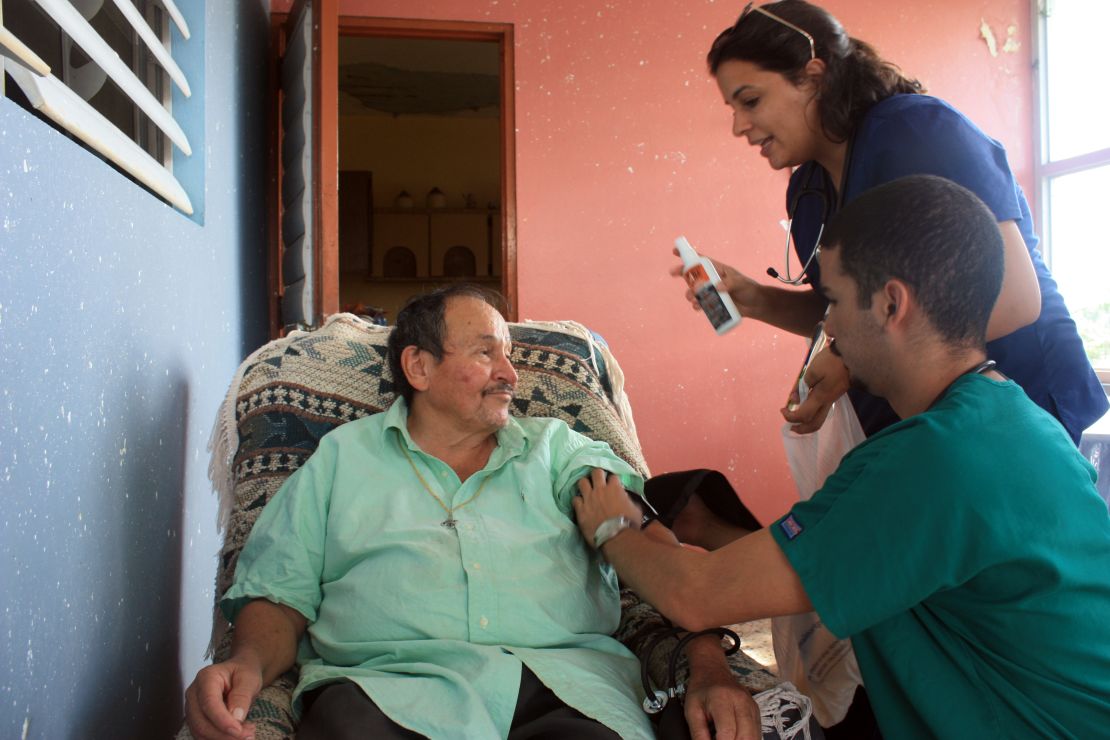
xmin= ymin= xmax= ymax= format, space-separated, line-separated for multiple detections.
xmin=270 ymin=11 xmax=517 ymax=336
xmin=337 ymin=35 xmax=504 ymax=325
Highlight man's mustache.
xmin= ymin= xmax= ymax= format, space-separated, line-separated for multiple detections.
xmin=484 ymin=383 xmax=515 ymax=396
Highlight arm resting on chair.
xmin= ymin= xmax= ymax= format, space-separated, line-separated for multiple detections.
xmin=624 ymin=521 xmax=764 ymax=739
xmin=184 ymin=599 xmax=307 ymax=740
xmin=684 ymin=636 xmax=762 ymax=740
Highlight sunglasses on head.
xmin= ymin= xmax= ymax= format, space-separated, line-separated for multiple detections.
xmin=733 ymin=1 xmax=816 ymax=61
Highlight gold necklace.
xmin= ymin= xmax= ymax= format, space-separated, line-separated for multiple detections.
xmin=400 ymin=443 xmax=491 ymax=529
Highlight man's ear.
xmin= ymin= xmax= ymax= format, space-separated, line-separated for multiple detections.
xmin=878 ymin=280 xmax=913 ymax=327
xmin=401 ymin=345 xmax=432 ymax=392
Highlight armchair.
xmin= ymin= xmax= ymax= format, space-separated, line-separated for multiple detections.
xmin=177 ymin=313 xmax=785 ymax=739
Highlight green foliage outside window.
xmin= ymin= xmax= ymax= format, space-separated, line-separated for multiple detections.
xmin=1076 ymin=302 xmax=1110 ymax=368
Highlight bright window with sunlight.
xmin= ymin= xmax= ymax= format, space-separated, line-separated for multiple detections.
xmin=1037 ymin=0 xmax=1110 ymax=377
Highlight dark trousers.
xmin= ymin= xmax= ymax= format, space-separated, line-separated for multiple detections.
xmin=822 ymin=686 xmax=883 ymax=740
xmin=297 ymin=666 xmax=621 ymax=740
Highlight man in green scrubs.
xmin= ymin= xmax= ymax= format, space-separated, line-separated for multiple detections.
xmin=574 ymin=175 xmax=1110 ymax=738
xmin=183 ymin=286 xmax=760 ymax=740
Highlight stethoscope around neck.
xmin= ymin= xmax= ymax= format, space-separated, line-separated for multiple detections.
xmin=767 ymin=135 xmax=854 ymax=287
xmin=766 ymin=163 xmax=830 ymax=286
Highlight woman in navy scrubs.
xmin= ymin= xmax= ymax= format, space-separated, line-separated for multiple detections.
xmin=687 ymin=0 xmax=1106 ymax=443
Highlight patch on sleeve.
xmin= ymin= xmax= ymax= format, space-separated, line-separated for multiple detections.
xmin=779 ymin=514 xmax=804 ymax=540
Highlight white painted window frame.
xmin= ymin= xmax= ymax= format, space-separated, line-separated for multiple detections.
xmin=0 ymin=0 xmax=194 ymax=214
xmin=1032 ymin=0 xmax=1110 ymax=380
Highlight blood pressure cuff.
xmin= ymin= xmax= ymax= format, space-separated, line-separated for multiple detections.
xmin=643 ymin=469 xmax=761 ymax=532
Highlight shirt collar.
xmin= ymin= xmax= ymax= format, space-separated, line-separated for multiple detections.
xmin=383 ymin=397 xmax=528 ymax=459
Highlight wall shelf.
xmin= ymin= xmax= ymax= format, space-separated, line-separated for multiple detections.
xmin=371 ymin=207 xmax=500 ymax=280
xmin=338 ymin=174 xmax=502 ymax=323
xmin=375 ymin=207 xmax=500 ymax=216
xmin=341 ymin=273 xmax=500 ymax=284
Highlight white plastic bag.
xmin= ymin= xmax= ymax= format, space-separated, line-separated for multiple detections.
xmin=774 ymin=395 xmax=866 ymax=727
xmin=781 ymin=394 xmax=865 ymax=500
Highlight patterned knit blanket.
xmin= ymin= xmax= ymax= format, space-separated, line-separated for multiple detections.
xmin=179 ymin=314 xmax=778 ymax=740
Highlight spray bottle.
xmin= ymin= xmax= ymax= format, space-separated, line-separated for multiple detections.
xmin=675 ymin=236 xmax=742 ymax=335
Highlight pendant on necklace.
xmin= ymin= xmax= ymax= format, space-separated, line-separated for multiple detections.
xmin=441 ymin=518 xmax=457 ymax=529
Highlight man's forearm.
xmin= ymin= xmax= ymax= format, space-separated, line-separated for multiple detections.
xmin=685 ymin=632 xmax=738 ymax=682
xmin=229 ymin=599 xmax=308 ymax=686
xmin=601 ymin=529 xmax=721 ymax=630
xmin=574 ymin=467 xmax=811 ymax=629
xmin=601 ymin=528 xmax=812 ymax=631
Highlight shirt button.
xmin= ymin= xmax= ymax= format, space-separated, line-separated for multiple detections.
xmin=472 ymin=562 xmax=482 ymax=570
xmin=479 ymin=616 xmax=489 ymax=629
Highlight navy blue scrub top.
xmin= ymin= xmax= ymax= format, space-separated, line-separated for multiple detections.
xmin=785 ymin=94 xmax=1107 ymax=443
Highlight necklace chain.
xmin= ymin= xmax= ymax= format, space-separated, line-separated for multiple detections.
xmin=928 ymin=359 xmax=999 ymax=410
xmin=400 ymin=443 xmax=491 ymax=529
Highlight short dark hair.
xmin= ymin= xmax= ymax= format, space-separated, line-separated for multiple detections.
xmin=707 ymin=0 xmax=923 ymax=142
xmin=386 ymin=284 xmax=506 ymax=404
xmin=820 ymin=175 xmax=1004 ymax=348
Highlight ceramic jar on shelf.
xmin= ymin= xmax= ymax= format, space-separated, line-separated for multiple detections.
xmin=426 ymin=187 xmax=447 ymax=208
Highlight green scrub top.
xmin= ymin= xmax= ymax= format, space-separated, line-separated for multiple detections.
xmin=223 ymin=398 xmax=654 ymax=739
xmin=772 ymin=375 xmax=1110 ymax=738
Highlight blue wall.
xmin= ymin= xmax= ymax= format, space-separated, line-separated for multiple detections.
xmin=0 ymin=2 xmax=271 ymax=736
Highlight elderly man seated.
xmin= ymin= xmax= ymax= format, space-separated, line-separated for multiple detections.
xmin=184 ymin=285 xmax=764 ymax=740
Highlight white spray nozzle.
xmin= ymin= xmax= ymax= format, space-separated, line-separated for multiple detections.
xmin=674 ymin=235 xmax=698 ymax=268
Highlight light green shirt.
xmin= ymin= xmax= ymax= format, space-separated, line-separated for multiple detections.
xmin=223 ymin=398 xmax=654 ymax=739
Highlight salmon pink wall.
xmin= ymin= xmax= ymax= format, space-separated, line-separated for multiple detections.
xmin=276 ymin=0 xmax=1034 ymax=523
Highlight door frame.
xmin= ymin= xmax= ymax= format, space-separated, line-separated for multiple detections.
xmin=268 ymin=11 xmax=518 ymax=336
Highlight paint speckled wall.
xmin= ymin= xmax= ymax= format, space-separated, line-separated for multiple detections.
xmin=0 ymin=0 xmax=1033 ymax=735
xmin=0 ymin=2 xmax=270 ymax=737
xmin=300 ymin=0 xmax=1033 ymax=523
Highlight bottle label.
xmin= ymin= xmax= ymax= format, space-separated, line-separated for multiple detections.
xmin=696 ymin=285 xmax=734 ymax=329
xmin=684 ymin=264 xmax=710 ymax=288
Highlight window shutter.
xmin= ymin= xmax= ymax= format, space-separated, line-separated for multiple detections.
xmin=1 ymin=0 xmax=194 ymax=214
xmin=107 ymin=0 xmax=190 ymax=97
xmin=280 ymin=0 xmax=316 ymax=329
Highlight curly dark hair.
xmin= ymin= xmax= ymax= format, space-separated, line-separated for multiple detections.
xmin=707 ymin=0 xmax=923 ymax=142
xmin=821 ymin=175 xmax=1003 ymax=348
xmin=386 ymin=284 xmax=506 ymax=405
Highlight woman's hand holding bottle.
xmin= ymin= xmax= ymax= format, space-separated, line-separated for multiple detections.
xmin=670 ymin=251 xmax=765 ymax=321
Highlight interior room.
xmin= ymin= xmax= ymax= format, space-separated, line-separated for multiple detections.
xmin=336 ymin=35 xmax=504 ymax=322
xmin=2 ymin=0 xmax=1107 ymax=737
